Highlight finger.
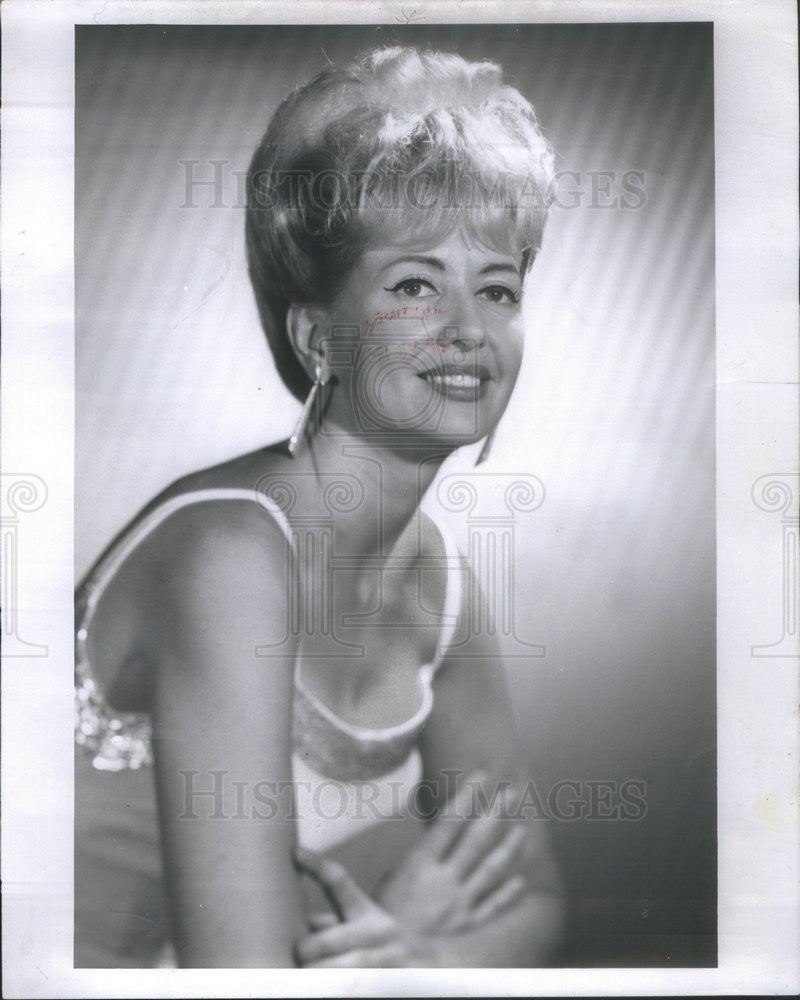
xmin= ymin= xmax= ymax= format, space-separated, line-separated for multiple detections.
xmin=447 ymin=815 xmax=504 ymax=877
xmin=467 ymin=873 xmax=528 ymax=927
xmin=294 ymin=848 xmax=376 ymax=920
xmin=447 ymin=783 xmax=522 ymax=876
xmin=304 ymin=946 xmax=404 ymax=968
xmin=424 ymin=770 xmax=488 ymax=860
xmin=307 ymin=911 xmax=339 ymax=931
xmin=295 ymin=918 xmax=389 ymax=965
xmin=460 ymin=823 xmax=528 ymax=900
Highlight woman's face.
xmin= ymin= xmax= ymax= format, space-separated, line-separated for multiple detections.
xmin=318 ymin=228 xmax=526 ymax=451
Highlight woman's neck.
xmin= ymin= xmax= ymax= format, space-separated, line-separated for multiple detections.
xmin=296 ymin=427 xmax=452 ymax=560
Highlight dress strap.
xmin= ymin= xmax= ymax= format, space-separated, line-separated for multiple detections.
xmin=422 ymin=516 xmax=463 ymax=678
xmin=79 ymin=488 xmax=293 ymax=620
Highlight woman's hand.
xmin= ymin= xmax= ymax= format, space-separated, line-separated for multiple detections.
xmin=376 ymin=771 xmax=528 ymax=934
xmin=294 ymin=773 xmax=535 ymax=968
xmin=294 ymin=849 xmax=435 ymax=967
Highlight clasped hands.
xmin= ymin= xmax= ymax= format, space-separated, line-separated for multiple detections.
xmin=294 ymin=772 xmax=530 ymax=968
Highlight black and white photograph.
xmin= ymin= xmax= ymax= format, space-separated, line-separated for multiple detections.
xmin=71 ymin=21 xmax=718 ymax=970
xmin=1 ymin=0 xmax=797 ymax=995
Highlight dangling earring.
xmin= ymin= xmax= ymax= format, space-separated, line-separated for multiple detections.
xmin=475 ymin=429 xmax=495 ymax=466
xmin=288 ymin=365 xmax=326 ymax=457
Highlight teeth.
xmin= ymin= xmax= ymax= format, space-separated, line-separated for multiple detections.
xmin=427 ymin=373 xmax=481 ymax=388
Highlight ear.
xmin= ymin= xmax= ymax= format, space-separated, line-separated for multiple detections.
xmin=286 ymin=304 xmax=330 ymax=381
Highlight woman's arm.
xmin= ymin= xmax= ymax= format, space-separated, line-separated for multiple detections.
xmin=411 ymin=627 xmax=565 ymax=966
xmin=145 ymin=500 xmax=304 ymax=967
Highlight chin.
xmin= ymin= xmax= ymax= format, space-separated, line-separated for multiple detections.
xmin=385 ymin=424 xmax=492 ymax=455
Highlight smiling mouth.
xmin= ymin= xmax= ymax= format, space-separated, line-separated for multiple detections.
xmin=416 ymin=366 xmax=490 ymax=399
xmin=423 ymin=372 xmax=481 ymax=389
xmin=417 ymin=365 xmax=490 ymax=386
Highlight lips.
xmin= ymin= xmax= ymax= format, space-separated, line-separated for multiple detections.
xmin=416 ymin=364 xmax=491 ymax=400
xmin=426 ymin=372 xmax=481 ymax=389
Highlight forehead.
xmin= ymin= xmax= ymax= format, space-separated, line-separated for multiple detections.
xmin=360 ymin=230 xmax=522 ymax=272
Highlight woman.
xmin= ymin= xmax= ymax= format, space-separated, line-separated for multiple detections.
xmin=75 ymin=45 xmax=563 ymax=968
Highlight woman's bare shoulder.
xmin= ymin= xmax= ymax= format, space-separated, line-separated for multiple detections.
xmin=144 ymin=493 xmax=296 ymax=677
xmin=92 ymin=444 xmax=293 ymax=565
xmin=133 ymin=452 xmax=297 ymax=611
xmin=82 ymin=447 xmax=297 ymax=686
xmin=147 ymin=442 xmax=293 ymax=504
xmin=84 ymin=446 xmax=293 ymax=591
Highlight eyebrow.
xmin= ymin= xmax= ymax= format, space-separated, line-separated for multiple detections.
xmin=381 ymin=256 xmax=520 ymax=276
xmin=382 ymin=255 xmax=446 ymax=272
xmin=478 ymin=262 xmax=520 ymax=277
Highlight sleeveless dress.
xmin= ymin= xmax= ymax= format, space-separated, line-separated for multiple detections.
xmin=74 ymin=488 xmax=462 ymax=967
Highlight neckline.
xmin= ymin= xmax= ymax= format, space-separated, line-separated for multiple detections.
xmin=293 ymin=666 xmax=435 ymax=740
xmin=291 ymin=517 xmax=461 ymax=740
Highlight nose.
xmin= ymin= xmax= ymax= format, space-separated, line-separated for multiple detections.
xmin=439 ymin=295 xmax=485 ymax=353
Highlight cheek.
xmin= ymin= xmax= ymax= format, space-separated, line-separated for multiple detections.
xmin=491 ymin=315 xmax=525 ymax=370
xmin=361 ymin=304 xmax=445 ymax=339
xmin=348 ymin=352 xmax=429 ymax=427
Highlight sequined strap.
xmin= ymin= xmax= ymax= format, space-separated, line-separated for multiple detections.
xmin=75 ymin=655 xmax=153 ymax=771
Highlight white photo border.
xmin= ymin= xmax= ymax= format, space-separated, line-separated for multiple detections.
xmin=1 ymin=0 xmax=798 ymax=996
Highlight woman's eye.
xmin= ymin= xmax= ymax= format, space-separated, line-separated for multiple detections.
xmin=384 ymin=277 xmax=436 ymax=298
xmin=479 ymin=284 xmax=521 ymax=305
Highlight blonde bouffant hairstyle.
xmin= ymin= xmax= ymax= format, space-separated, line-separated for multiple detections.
xmin=246 ymin=46 xmax=555 ymax=400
